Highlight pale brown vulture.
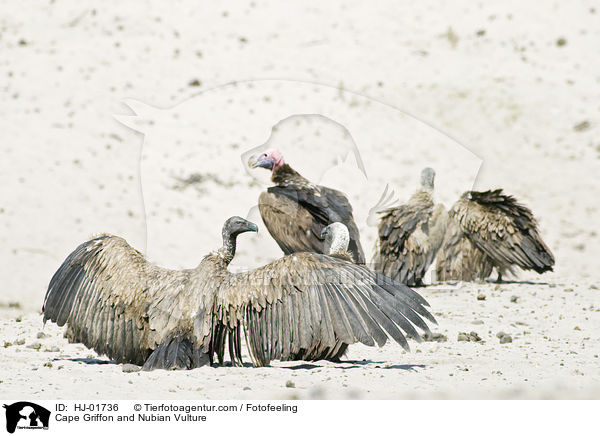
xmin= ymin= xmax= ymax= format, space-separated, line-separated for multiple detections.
xmin=434 ymin=217 xmax=494 ymax=281
xmin=248 ymin=148 xmax=365 ymax=264
xmin=436 ymin=189 xmax=554 ymax=282
xmin=373 ymin=168 xmax=448 ymax=286
xmin=43 ymin=217 xmax=435 ymax=369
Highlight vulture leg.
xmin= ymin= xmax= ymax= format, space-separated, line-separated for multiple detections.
xmin=496 ymin=271 xmax=503 ymax=283
xmin=141 ymin=335 xmax=210 ymax=371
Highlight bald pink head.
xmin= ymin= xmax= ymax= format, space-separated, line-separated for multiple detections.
xmin=248 ymin=148 xmax=285 ymax=171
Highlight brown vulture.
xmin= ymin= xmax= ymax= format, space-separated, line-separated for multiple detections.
xmin=43 ymin=217 xmax=435 ymax=370
xmin=373 ymin=168 xmax=448 ymax=286
xmin=434 ymin=217 xmax=494 ymax=281
xmin=436 ymin=189 xmax=554 ymax=282
xmin=248 ymin=148 xmax=365 ymax=264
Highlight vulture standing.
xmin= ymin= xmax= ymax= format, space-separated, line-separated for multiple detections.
xmin=436 ymin=189 xmax=554 ymax=282
xmin=373 ymin=168 xmax=448 ymax=286
xmin=43 ymin=217 xmax=435 ymax=369
xmin=248 ymin=148 xmax=365 ymax=264
xmin=434 ymin=217 xmax=494 ymax=282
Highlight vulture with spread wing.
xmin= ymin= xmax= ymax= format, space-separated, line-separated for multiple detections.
xmin=436 ymin=189 xmax=554 ymax=282
xmin=373 ymin=168 xmax=448 ymax=286
xmin=248 ymin=148 xmax=365 ymax=264
xmin=43 ymin=217 xmax=435 ymax=369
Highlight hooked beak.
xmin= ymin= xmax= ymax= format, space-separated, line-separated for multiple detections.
xmin=320 ymin=227 xmax=329 ymax=239
xmin=247 ymin=222 xmax=259 ymax=233
xmin=248 ymin=153 xmax=273 ymax=170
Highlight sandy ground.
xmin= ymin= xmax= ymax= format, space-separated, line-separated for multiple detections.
xmin=1 ymin=0 xmax=599 ymax=399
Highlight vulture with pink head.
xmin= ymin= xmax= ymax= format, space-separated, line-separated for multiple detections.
xmin=248 ymin=148 xmax=365 ymax=264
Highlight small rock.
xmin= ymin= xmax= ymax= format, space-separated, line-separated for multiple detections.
xmin=468 ymin=331 xmax=482 ymax=342
xmin=3 ymin=342 xmax=12 ymax=348
xmin=15 ymin=315 xmax=22 ymax=322
xmin=496 ymin=331 xmax=507 ymax=338
xmin=15 ymin=339 xmax=25 ymax=345
xmin=457 ymin=332 xmax=469 ymax=342
xmin=168 ymin=388 xmax=176 ymax=393
xmin=510 ymin=295 xmax=519 ymax=303
xmin=556 ymin=37 xmax=567 ymax=47
xmin=422 ymin=332 xmax=448 ymax=342
xmin=564 ymin=288 xmax=574 ymax=293
xmin=43 ymin=362 xmax=53 ymax=368
xmin=36 ymin=332 xmax=48 ymax=339
xmin=285 ymin=380 xmax=295 ymax=388
xmin=499 ymin=334 xmax=513 ymax=344
xmin=243 ymin=386 xmax=251 ymax=391
xmin=574 ymin=326 xmax=581 ymax=331
xmin=27 ymin=342 xmax=42 ymax=350
xmin=121 ymin=364 xmax=141 ymax=373
xmin=188 ymin=79 xmax=201 ymax=87
xmin=477 ymin=294 xmax=486 ymax=301
xmin=471 ymin=320 xmax=484 ymax=325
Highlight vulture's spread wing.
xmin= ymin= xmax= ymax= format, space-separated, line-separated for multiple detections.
xmin=452 ymin=190 xmax=554 ymax=273
xmin=260 ymin=186 xmax=365 ymax=263
xmin=42 ymin=236 xmax=215 ymax=366
xmin=215 ymin=253 xmax=435 ymax=366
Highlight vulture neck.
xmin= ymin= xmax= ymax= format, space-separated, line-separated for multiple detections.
xmin=271 ymin=164 xmax=307 ymax=186
xmin=219 ymin=232 xmax=239 ymax=265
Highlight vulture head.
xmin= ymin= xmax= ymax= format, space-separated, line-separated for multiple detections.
xmin=247 ymin=148 xmax=285 ymax=171
xmin=321 ymin=222 xmax=350 ymax=256
xmin=220 ymin=216 xmax=258 ymax=262
xmin=222 ymin=216 xmax=259 ymax=240
xmin=420 ymin=167 xmax=436 ymax=191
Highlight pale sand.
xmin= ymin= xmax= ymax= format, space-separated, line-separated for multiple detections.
xmin=1 ymin=1 xmax=599 ymax=399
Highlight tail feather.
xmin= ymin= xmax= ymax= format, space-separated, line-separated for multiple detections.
xmin=142 ymin=335 xmax=210 ymax=371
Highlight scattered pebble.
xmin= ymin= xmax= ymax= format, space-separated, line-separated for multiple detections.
xmin=422 ymin=332 xmax=448 ymax=342
xmin=497 ymin=332 xmax=513 ymax=344
xmin=36 ymin=332 xmax=48 ymax=339
xmin=121 ymin=364 xmax=141 ymax=373
xmin=556 ymin=37 xmax=567 ymax=46
xmin=243 ymin=386 xmax=251 ymax=391
xmin=510 ymin=295 xmax=519 ymax=303
xmin=188 ymin=79 xmax=201 ymax=87
xmin=43 ymin=362 xmax=53 ymax=368
xmin=285 ymin=380 xmax=295 ymax=388
xmin=27 ymin=342 xmax=42 ymax=350
xmin=471 ymin=320 xmax=484 ymax=325
xmin=574 ymin=326 xmax=581 ymax=331
xmin=477 ymin=294 xmax=486 ymax=301
xmin=458 ymin=332 xmax=482 ymax=342
xmin=3 ymin=342 xmax=13 ymax=348
xmin=564 ymin=288 xmax=574 ymax=293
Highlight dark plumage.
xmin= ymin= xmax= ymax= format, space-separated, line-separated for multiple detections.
xmin=44 ymin=217 xmax=435 ymax=369
xmin=434 ymin=216 xmax=494 ymax=281
xmin=248 ymin=148 xmax=365 ymax=263
xmin=373 ymin=168 xmax=448 ymax=286
xmin=436 ymin=189 xmax=554 ymax=282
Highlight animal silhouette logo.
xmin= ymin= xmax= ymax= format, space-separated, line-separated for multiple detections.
xmin=115 ymin=79 xmax=481 ymax=273
xmin=3 ymin=402 xmax=50 ymax=433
